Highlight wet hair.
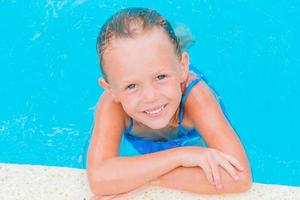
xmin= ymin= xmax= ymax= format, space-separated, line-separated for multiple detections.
xmin=96 ymin=7 xmax=195 ymax=82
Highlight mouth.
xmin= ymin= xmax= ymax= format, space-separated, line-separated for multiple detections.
xmin=143 ymin=104 xmax=167 ymax=116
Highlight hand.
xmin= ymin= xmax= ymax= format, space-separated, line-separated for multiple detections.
xmin=178 ymin=146 xmax=244 ymax=189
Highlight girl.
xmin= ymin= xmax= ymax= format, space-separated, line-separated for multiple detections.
xmin=87 ymin=7 xmax=252 ymax=199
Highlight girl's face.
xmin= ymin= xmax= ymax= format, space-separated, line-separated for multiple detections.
xmin=100 ymin=27 xmax=190 ymax=130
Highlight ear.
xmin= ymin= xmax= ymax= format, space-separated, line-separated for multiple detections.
xmin=98 ymin=77 xmax=120 ymax=102
xmin=179 ymin=52 xmax=190 ymax=83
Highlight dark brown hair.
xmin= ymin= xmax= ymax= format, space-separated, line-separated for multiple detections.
xmin=96 ymin=7 xmax=194 ymax=82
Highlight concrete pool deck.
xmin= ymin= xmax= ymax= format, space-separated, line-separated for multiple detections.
xmin=1 ymin=163 xmax=299 ymax=200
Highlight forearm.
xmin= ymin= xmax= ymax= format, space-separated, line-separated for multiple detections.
xmin=91 ymin=182 xmax=155 ymax=200
xmin=90 ymin=148 xmax=181 ymax=195
xmin=157 ymin=164 xmax=252 ymax=194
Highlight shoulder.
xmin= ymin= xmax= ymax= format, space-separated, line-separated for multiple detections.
xmin=183 ymin=72 xmax=234 ymax=143
xmin=183 ymin=71 xmax=212 ymax=106
xmin=185 ymin=70 xmax=217 ymax=105
xmin=97 ymin=91 xmax=132 ymax=128
xmin=183 ymin=72 xmax=221 ymax=126
xmin=89 ymin=92 xmax=128 ymax=160
xmin=96 ymin=91 xmax=127 ymax=121
xmin=178 ymin=71 xmax=207 ymax=127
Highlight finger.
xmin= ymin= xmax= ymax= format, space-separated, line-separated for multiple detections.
xmin=207 ymin=152 xmax=222 ymax=189
xmin=200 ymin=159 xmax=214 ymax=185
xmin=218 ymin=159 xmax=240 ymax=181
xmin=219 ymin=152 xmax=244 ymax=171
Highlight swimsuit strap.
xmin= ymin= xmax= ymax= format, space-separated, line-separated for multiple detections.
xmin=178 ymin=77 xmax=202 ymax=133
xmin=125 ymin=117 xmax=134 ymax=133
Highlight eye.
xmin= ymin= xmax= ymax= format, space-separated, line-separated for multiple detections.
xmin=126 ymin=84 xmax=136 ymax=90
xmin=156 ymin=74 xmax=167 ymax=80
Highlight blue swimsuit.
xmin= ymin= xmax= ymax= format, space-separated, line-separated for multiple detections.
xmin=119 ymin=70 xmax=208 ymax=156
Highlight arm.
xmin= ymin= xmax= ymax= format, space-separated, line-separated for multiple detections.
xmin=156 ymin=152 xmax=251 ymax=194
xmin=154 ymin=80 xmax=252 ymax=194
xmin=90 ymin=148 xmax=182 ymax=196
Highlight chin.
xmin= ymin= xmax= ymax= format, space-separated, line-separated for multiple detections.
xmin=133 ymin=104 xmax=175 ymax=129
xmin=142 ymin=119 xmax=169 ymax=130
xmin=147 ymin=123 xmax=165 ymax=130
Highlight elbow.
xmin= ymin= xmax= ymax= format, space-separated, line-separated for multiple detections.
xmin=89 ymin=180 xmax=101 ymax=195
xmin=88 ymin=173 xmax=128 ymax=196
xmin=239 ymin=172 xmax=253 ymax=192
xmin=88 ymin=178 xmax=114 ymax=196
xmin=239 ymin=178 xmax=252 ymax=192
xmin=87 ymin=175 xmax=104 ymax=195
xmin=87 ymin=169 xmax=111 ymax=196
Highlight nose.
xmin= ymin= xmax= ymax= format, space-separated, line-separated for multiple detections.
xmin=142 ymin=83 xmax=159 ymax=102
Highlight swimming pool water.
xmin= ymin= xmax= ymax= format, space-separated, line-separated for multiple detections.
xmin=0 ymin=0 xmax=299 ymax=186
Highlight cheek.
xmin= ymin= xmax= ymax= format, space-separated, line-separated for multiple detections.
xmin=160 ymin=81 xmax=182 ymax=99
xmin=120 ymin=95 xmax=139 ymax=114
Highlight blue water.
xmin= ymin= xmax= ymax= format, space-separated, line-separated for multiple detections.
xmin=0 ymin=1 xmax=299 ymax=186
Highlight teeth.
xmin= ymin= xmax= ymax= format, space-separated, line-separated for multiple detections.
xmin=145 ymin=105 xmax=165 ymax=115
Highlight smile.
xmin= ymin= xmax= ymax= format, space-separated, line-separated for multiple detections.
xmin=144 ymin=104 xmax=167 ymax=115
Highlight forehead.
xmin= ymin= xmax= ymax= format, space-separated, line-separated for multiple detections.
xmin=103 ymin=28 xmax=179 ymax=83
